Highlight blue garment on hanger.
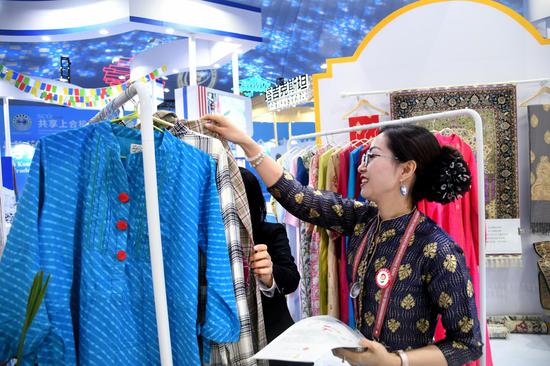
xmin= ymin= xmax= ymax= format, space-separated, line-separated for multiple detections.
xmin=296 ymin=156 xmax=309 ymax=186
xmin=347 ymin=146 xmax=362 ymax=201
xmin=348 ymin=146 xmax=365 ymax=202
xmin=345 ymin=145 xmax=363 ymax=327
xmin=0 ymin=122 xmax=239 ymax=365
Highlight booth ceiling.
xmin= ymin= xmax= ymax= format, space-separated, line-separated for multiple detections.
xmin=0 ymin=0 xmax=525 ymax=93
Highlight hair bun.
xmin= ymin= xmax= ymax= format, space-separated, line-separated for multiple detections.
xmin=427 ymin=146 xmax=472 ymax=204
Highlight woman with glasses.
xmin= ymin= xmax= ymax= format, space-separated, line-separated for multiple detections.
xmin=204 ymin=114 xmax=482 ymax=366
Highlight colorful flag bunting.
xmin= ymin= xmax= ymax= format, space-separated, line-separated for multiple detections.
xmin=0 ymin=64 xmax=167 ymax=108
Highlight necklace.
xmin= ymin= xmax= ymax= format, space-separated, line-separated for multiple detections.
xmin=349 ymin=209 xmax=421 ymax=336
xmin=349 ymin=216 xmax=382 ymax=299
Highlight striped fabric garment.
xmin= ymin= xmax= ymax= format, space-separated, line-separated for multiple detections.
xmin=170 ymin=122 xmax=258 ymax=366
xmin=0 ymin=122 xmax=239 ymax=365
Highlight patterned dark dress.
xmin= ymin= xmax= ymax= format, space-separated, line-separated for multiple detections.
xmin=268 ymin=171 xmax=482 ymax=366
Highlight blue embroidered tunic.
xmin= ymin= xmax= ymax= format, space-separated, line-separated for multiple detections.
xmin=268 ymin=171 xmax=483 ymax=366
xmin=0 ymin=122 xmax=239 ymax=365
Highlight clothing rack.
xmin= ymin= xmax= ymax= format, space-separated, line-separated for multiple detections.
xmin=288 ymin=109 xmax=487 ymax=366
xmin=89 ymin=82 xmax=173 ymax=366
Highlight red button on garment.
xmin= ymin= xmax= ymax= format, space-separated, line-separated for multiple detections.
xmin=118 ymin=192 xmax=130 ymax=203
xmin=116 ymin=220 xmax=128 ymax=231
xmin=116 ymin=250 xmax=127 ymax=262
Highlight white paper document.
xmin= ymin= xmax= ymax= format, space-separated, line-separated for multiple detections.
xmin=253 ymin=315 xmax=365 ymax=363
xmin=486 ymin=218 xmax=522 ymax=255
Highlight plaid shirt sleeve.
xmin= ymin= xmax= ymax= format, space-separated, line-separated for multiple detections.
xmin=208 ymin=143 xmax=260 ymax=366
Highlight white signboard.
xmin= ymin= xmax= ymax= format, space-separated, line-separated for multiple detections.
xmin=265 ymin=74 xmax=312 ymax=111
xmin=486 ymin=218 xmax=522 ymax=255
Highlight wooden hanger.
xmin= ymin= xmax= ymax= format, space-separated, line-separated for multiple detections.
xmin=520 ymin=83 xmax=550 ymax=107
xmin=342 ymin=98 xmax=389 ymax=120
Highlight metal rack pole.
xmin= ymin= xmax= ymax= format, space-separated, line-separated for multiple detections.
xmin=90 ymin=81 xmax=173 ymax=366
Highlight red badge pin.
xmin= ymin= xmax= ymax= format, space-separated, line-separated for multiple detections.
xmin=375 ymin=268 xmax=391 ymax=289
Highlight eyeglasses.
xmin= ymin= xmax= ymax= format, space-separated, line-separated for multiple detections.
xmin=361 ymin=150 xmax=400 ymax=167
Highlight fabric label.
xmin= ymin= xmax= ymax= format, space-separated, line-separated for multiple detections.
xmin=130 ymin=144 xmax=142 ymax=154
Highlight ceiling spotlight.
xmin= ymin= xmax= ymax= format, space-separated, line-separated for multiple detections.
xmin=41 ymin=35 xmax=51 ymax=41
xmin=165 ymin=28 xmax=175 ymax=34
xmin=99 ymin=29 xmax=109 ymax=35
xmin=224 ymin=37 xmax=232 ymax=42
xmin=320 ymin=63 xmax=327 ymax=69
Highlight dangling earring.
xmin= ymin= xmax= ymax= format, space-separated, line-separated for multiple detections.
xmin=400 ymin=183 xmax=408 ymax=196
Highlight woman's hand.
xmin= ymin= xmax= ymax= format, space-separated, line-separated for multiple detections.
xmin=202 ymin=114 xmax=253 ymax=146
xmin=203 ymin=114 xmax=283 ymax=187
xmin=251 ymin=244 xmax=274 ymax=287
xmin=333 ymin=339 xmax=401 ymax=366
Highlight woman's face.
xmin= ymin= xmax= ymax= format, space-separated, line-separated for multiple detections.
xmin=358 ymin=133 xmax=401 ymax=202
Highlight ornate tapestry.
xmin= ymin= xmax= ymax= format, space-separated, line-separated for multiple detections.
xmin=528 ymin=104 xmax=550 ymax=234
xmin=390 ymin=85 xmax=518 ymax=219
xmin=534 ymin=241 xmax=550 ymax=311
xmin=488 ymin=314 xmax=550 ymax=334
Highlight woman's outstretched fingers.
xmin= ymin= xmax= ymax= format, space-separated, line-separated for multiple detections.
xmin=201 ymin=114 xmax=250 ymax=145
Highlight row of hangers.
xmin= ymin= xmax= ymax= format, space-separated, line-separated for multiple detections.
xmin=340 ymin=81 xmax=550 ymax=119
xmin=288 ymin=125 xmax=467 ymax=161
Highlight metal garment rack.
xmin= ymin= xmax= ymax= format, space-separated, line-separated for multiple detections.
xmin=288 ymin=109 xmax=487 ymax=365
xmin=89 ymin=81 xmax=173 ymax=366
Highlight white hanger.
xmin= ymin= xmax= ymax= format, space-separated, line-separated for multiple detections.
xmin=520 ymin=81 xmax=550 ymax=107
xmin=342 ymin=96 xmax=389 ymax=120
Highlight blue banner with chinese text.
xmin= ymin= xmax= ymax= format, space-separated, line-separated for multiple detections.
xmin=0 ymin=102 xmax=97 ymax=194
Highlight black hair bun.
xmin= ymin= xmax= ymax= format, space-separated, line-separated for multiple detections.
xmin=426 ymin=146 xmax=472 ymax=204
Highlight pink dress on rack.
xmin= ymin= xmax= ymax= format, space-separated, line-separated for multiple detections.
xmin=417 ymin=133 xmax=492 ymax=366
